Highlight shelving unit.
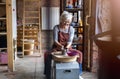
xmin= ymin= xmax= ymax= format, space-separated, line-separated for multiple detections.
xmin=0 ymin=0 xmax=17 ymax=71
xmin=60 ymin=0 xmax=84 ymax=52
xmin=22 ymin=0 xmax=41 ymax=57
xmin=17 ymin=26 xmax=23 ymax=47
xmin=0 ymin=0 xmax=7 ymax=64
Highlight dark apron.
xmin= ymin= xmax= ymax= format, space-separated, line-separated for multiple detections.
xmin=52 ymin=26 xmax=71 ymax=51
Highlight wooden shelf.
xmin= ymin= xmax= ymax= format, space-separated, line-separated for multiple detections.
xmin=24 ymin=35 xmax=37 ymax=37
xmin=24 ymin=0 xmax=40 ymax=1
xmin=0 ymin=63 xmax=8 ymax=65
xmin=25 ymin=11 xmax=39 ymax=13
xmin=60 ymin=0 xmax=84 ymax=51
xmin=64 ymin=8 xmax=83 ymax=12
xmin=24 ymin=29 xmax=38 ymax=31
xmin=73 ymin=26 xmax=83 ymax=28
xmin=0 ymin=3 xmax=6 ymax=5
xmin=0 ymin=2 xmax=7 ymax=51
xmin=0 ymin=48 xmax=7 ymax=50
xmin=0 ymin=32 xmax=7 ymax=35
xmin=24 ymin=23 xmax=39 ymax=25
xmin=24 ymin=49 xmax=34 ymax=51
xmin=24 ymin=42 xmax=34 ymax=44
xmin=25 ymin=6 xmax=39 ymax=8
xmin=25 ymin=17 xmax=39 ymax=19
xmin=0 ymin=0 xmax=18 ymax=71
xmin=0 ymin=1 xmax=8 ymax=66
xmin=0 ymin=18 xmax=6 ymax=20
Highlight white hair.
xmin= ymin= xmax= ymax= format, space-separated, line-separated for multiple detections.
xmin=60 ymin=11 xmax=73 ymax=23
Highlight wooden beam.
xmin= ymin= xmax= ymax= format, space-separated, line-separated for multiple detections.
xmin=6 ymin=0 xmax=14 ymax=72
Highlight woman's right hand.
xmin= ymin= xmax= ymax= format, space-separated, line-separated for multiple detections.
xmin=56 ymin=45 xmax=64 ymax=50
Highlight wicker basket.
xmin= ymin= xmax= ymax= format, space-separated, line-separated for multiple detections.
xmin=24 ymin=39 xmax=34 ymax=55
xmin=53 ymin=54 xmax=77 ymax=62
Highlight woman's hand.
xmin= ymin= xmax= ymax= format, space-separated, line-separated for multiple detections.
xmin=54 ymin=41 xmax=64 ymax=50
xmin=56 ymin=45 xmax=64 ymax=50
xmin=65 ymin=43 xmax=72 ymax=49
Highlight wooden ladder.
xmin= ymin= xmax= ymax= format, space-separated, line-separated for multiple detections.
xmin=22 ymin=0 xmax=41 ymax=57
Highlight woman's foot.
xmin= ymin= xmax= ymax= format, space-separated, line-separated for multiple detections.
xmin=79 ymin=75 xmax=84 ymax=79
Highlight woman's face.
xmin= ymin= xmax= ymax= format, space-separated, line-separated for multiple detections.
xmin=61 ymin=19 xmax=71 ymax=28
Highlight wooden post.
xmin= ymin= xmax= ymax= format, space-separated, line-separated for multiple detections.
xmin=6 ymin=0 xmax=15 ymax=72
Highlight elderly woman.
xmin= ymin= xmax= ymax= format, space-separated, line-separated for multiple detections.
xmin=44 ymin=11 xmax=83 ymax=79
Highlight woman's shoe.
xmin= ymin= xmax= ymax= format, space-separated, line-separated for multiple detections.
xmin=79 ymin=75 xmax=84 ymax=79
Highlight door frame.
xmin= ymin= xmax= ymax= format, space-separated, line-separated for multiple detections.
xmin=83 ymin=0 xmax=97 ymax=71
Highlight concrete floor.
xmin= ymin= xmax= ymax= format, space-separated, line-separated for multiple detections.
xmin=0 ymin=53 xmax=97 ymax=79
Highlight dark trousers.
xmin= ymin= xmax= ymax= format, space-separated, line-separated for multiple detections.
xmin=44 ymin=53 xmax=52 ymax=79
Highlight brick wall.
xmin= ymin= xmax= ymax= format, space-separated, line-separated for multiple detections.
xmin=91 ymin=0 xmax=111 ymax=72
xmin=91 ymin=42 xmax=99 ymax=72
